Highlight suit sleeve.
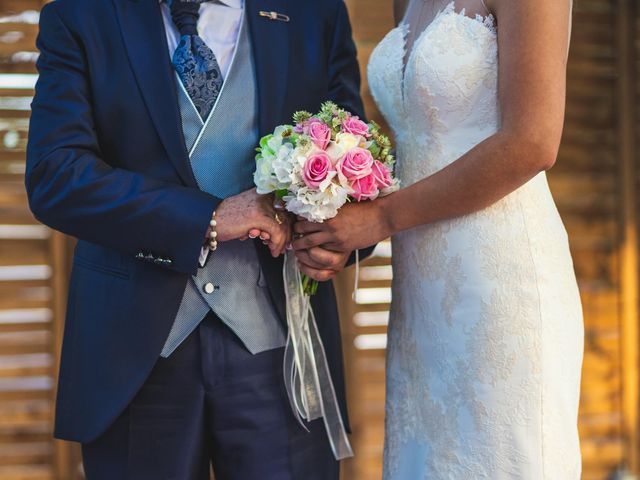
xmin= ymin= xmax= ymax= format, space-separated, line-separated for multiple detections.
xmin=326 ymin=0 xmax=365 ymax=119
xmin=26 ymin=3 xmax=220 ymax=276
xmin=326 ymin=1 xmax=376 ymax=264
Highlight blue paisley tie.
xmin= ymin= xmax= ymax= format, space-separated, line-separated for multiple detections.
xmin=170 ymin=0 xmax=224 ymax=121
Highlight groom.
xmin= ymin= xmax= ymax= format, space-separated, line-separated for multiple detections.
xmin=26 ymin=0 xmax=366 ymax=478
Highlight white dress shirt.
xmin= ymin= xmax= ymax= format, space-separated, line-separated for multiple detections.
xmin=160 ymin=0 xmax=245 ymax=266
xmin=160 ymin=0 xmax=244 ymax=79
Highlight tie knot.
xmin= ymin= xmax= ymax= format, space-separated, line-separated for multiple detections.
xmin=170 ymin=0 xmax=207 ymax=36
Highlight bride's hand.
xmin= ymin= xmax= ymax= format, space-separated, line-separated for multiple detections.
xmin=291 ymin=200 xmax=391 ymax=253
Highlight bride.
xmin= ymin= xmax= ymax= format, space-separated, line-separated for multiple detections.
xmin=293 ymin=0 xmax=583 ymax=478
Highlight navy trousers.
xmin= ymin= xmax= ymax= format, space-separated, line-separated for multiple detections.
xmin=81 ymin=313 xmax=339 ymax=480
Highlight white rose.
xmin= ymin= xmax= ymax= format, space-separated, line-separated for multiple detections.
xmin=325 ymin=142 xmax=345 ymax=164
xmin=326 ymin=133 xmax=364 ymax=166
xmin=335 ymin=133 xmax=362 ymax=152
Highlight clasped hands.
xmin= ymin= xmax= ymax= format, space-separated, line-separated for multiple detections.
xmin=214 ymin=189 xmax=352 ymax=282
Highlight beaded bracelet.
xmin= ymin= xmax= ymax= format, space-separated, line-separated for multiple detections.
xmin=208 ymin=211 xmax=218 ymax=251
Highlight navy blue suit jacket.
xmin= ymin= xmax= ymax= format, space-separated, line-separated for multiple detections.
xmin=26 ymin=0 xmax=366 ymax=443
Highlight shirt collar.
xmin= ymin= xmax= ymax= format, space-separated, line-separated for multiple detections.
xmin=160 ymin=0 xmax=243 ymax=8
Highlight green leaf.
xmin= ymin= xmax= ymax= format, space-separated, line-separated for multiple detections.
xmin=260 ymin=134 xmax=273 ymax=149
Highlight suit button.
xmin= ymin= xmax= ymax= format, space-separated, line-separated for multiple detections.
xmin=203 ymin=283 xmax=215 ymax=294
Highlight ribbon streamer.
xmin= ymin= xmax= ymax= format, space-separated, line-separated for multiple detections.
xmin=282 ymin=252 xmax=354 ymax=460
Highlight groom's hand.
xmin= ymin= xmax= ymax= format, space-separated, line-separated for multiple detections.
xmin=295 ymin=246 xmax=350 ymax=282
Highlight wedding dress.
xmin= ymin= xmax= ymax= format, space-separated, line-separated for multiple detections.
xmin=367 ymin=1 xmax=583 ymax=478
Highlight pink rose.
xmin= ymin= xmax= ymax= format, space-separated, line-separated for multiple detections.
xmin=351 ymin=173 xmax=380 ymax=202
xmin=371 ymin=160 xmax=393 ymax=189
xmin=303 ymin=152 xmax=335 ymax=189
xmin=339 ymin=147 xmax=374 ymax=181
xmin=342 ymin=116 xmax=370 ymax=137
xmin=307 ymin=120 xmax=332 ymax=150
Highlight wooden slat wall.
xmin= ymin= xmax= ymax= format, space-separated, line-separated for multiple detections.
xmin=617 ymin=0 xmax=639 ymax=473
xmin=0 ymin=1 xmax=79 ymax=479
xmin=339 ymin=1 xmax=640 ymax=479
xmin=561 ymin=1 xmax=624 ymax=477
xmin=338 ymin=3 xmax=395 ymax=478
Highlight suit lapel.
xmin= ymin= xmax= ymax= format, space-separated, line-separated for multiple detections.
xmin=246 ymin=0 xmax=291 ymax=323
xmin=113 ymin=0 xmax=197 ymax=187
xmin=246 ymin=0 xmax=290 ymax=135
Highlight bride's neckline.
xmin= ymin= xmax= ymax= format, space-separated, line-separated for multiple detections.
xmin=397 ymin=1 xmax=496 ymax=39
xmin=395 ymin=1 xmax=497 ymax=103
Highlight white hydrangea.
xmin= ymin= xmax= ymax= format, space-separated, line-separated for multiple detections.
xmin=272 ymin=143 xmax=295 ymax=183
xmin=284 ymin=182 xmax=350 ymax=222
xmin=254 ymin=156 xmax=280 ymax=194
xmin=254 ymin=126 xmax=296 ymax=194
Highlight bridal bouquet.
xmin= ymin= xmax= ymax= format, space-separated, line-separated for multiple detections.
xmin=252 ymin=102 xmax=398 ymax=461
xmin=254 ymin=101 xmax=399 ymax=293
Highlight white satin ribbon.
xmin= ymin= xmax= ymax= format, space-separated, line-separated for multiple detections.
xmin=282 ymin=252 xmax=354 ymax=460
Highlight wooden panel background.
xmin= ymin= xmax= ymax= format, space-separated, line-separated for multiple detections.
xmin=0 ymin=0 xmax=637 ymax=479
xmin=0 ymin=1 xmax=80 ymax=479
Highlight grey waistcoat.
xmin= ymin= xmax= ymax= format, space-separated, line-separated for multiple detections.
xmin=161 ymin=13 xmax=286 ymax=357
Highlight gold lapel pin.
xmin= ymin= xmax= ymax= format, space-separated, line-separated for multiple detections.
xmin=259 ymin=10 xmax=290 ymax=22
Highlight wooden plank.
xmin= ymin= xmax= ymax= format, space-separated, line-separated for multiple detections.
xmin=0 ymin=442 xmax=52 ymax=466
xmin=615 ymin=0 xmax=640 ymax=472
xmin=0 ymin=354 xmax=51 ymax=377
xmin=48 ymin=232 xmax=76 ymax=480
xmin=0 ymin=466 xmax=53 ymax=480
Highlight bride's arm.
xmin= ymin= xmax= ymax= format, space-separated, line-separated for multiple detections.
xmin=293 ymin=0 xmax=572 ymax=253
xmin=385 ymin=0 xmax=570 ymax=232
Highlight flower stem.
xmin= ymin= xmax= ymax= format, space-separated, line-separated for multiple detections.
xmin=302 ymin=275 xmax=319 ymax=296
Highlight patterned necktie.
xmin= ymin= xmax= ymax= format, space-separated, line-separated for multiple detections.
xmin=170 ymin=0 xmax=224 ymax=121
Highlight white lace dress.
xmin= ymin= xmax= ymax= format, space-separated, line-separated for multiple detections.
xmin=367 ymin=2 xmax=584 ymax=478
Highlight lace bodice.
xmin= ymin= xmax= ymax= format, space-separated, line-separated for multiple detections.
xmin=368 ymin=1 xmax=498 ymax=185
